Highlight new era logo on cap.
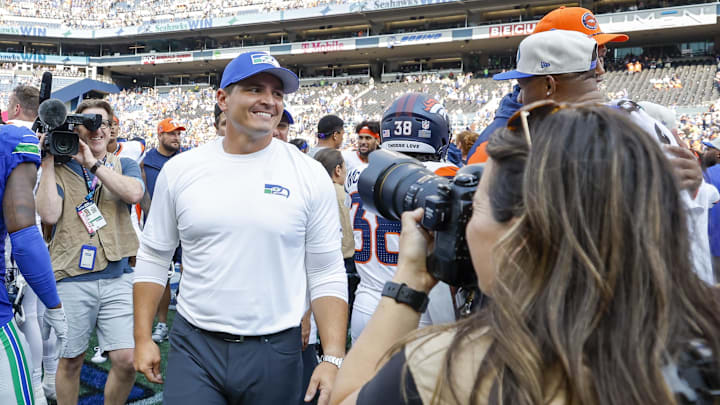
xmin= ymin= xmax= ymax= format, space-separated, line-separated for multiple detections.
xmin=251 ymin=53 xmax=280 ymax=67
xmin=540 ymin=61 xmax=551 ymax=69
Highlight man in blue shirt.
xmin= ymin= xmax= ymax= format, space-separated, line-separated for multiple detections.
xmin=141 ymin=117 xmax=184 ymax=343
xmin=36 ymin=99 xmax=144 ymax=405
xmin=143 ymin=118 xmax=183 ymax=200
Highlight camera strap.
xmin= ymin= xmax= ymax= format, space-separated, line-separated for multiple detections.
xmin=81 ymin=157 xmax=107 ymax=202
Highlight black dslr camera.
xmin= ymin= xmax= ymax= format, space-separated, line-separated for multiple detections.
xmin=32 ymin=72 xmax=102 ymax=164
xmin=358 ymin=149 xmax=483 ymax=287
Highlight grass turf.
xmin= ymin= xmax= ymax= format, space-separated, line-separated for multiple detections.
xmin=48 ymin=310 xmax=174 ymax=405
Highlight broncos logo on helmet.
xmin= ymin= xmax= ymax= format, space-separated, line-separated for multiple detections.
xmin=381 ymin=93 xmax=450 ymax=160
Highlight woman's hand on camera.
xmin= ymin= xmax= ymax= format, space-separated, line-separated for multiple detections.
xmin=395 ymin=208 xmax=438 ymax=293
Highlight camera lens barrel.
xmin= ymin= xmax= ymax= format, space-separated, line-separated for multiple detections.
xmin=46 ymin=130 xmax=79 ymax=160
xmin=358 ymin=149 xmax=486 ymax=287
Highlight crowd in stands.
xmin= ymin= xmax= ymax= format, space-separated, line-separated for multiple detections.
xmin=107 ymin=87 xmax=217 ymax=149
xmin=0 ymin=0 xmax=353 ymax=29
xmin=3 ymin=68 xmax=719 ymax=154
xmin=84 ymin=75 xmax=720 ymax=157
xmin=679 ymin=101 xmax=720 ymax=151
xmin=0 ymin=0 xmax=709 ymax=30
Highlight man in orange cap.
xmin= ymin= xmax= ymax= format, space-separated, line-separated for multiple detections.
xmin=140 ymin=117 xmax=185 ymax=345
xmin=468 ymin=12 xmax=710 ymax=284
xmin=467 ymin=6 xmax=628 ymax=164
xmin=531 ymin=6 xmax=629 ymax=82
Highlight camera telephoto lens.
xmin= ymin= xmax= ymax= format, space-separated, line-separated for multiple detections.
xmin=359 ymin=149 xmax=485 ymax=287
xmin=358 ymin=149 xmax=451 ymax=227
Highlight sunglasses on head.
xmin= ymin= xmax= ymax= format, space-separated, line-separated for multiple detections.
xmin=506 ymin=100 xmax=599 ymax=147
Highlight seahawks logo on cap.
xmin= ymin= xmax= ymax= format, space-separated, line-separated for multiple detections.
xmin=582 ymin=12 xmax=597 ymax=30
xmin=251 ymin=53 xmax=280 ymax=67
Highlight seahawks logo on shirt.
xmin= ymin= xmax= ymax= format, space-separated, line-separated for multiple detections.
xmin=264 ymin=184 xmax=290 ymax=198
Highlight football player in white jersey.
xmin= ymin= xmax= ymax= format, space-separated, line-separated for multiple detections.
xmin=345 ymin=93 xmax=458 ymax=343
xmin=342 ymin=121 xmax=380 ymax=175
xmin=342 ymin=121 xmax=380 ymax=316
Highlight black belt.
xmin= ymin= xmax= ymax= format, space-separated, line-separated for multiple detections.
xmin=194 ymin=325 xmax=297 ymax=343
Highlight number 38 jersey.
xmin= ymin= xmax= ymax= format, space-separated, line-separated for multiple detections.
xmin=344 ymin=158 xmax=458 ymax=304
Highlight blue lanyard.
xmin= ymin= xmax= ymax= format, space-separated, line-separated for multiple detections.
xmin=81 ymin=157 xmax=106 ymax=202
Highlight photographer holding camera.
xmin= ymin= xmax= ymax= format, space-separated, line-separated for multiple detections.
xmin=35 ymin=99 xmax=144 ymax=405
xmin=330 ymin=101 xmax=720 ymax=405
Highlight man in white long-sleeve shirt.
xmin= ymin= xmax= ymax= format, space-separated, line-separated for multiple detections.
xmin=132 ymin=51 xmax=348 ymax=405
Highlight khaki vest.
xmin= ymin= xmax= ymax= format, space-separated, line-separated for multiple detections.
xmin=49 ymin=153 xmax=139 ymax=281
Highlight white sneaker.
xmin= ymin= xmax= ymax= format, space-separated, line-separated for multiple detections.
xmin=34 ymin=385 xmax=48 ymax=405
xmin=32 ymin=369 xmax=48 ymax=405
xmin=42 ymin=372 xmax=56 ymax=401
xmin=152 ymin=323 xmax=169 ymax=343
xmin=90 ymin=346 xmax=107 ymax=364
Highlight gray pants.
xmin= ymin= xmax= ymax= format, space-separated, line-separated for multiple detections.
xmin=164 ymin=315 xmax=303 ymax=405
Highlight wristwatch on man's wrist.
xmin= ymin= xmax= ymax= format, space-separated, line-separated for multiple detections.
xmin=321 ymin=354 xmax=343 ymax=368
xmin=89 ymin=159 xmax=103 ymax=174
xmin=382 ymin=281 xmax=430 ymax=313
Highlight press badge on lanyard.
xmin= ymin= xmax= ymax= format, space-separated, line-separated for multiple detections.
xmin=77 ymin=159 xmax=108 ymax=235
xmin=79 ymin=245 xmax=97 ymax=270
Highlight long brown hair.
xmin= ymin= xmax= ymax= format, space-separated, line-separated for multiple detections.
xmin=415 ymin=105 xmax=720 ymax=404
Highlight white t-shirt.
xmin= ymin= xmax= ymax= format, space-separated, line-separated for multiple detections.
xmin=612 ymin=99 xmax=715 ymax=284
xmin=141 ymin=138 xmax=342 ymax=335
xmin=114 ymin=140 xmax=147 ymax=237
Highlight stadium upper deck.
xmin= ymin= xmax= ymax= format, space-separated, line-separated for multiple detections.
xmin=0 ymin=0 xmax=714 ymax=32
xmin=0 ymin=0 xmax=717 ymax=89
xmin=0 ymin=0 xmax=714 ymax=45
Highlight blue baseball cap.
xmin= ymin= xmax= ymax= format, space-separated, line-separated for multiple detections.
xmin=220 ymin=51 xmax=299 ymax=93
xmin=282 ymin=109 xmax=294 ymax=124
xmin=703 ymin=138 xmax=720 ymax=150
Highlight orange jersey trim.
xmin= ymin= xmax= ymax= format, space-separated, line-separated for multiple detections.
xmin=434 ymin=166 xmax=458 ymax=177
xmin=467 ymin=141 xmax=489 ymax=164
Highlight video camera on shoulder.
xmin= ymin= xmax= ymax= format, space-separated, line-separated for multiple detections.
xmin=32 ymin=72 xmax=102 ymax=164
xmin=358 ymin=149 xmax=483 ymax=287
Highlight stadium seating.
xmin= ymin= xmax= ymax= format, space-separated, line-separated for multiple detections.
xmin=602 ymin=61 xmax=720 ymax=107
xmin=1 ymin=0 xmax=348 ymax=29
xmin=1 ymin=62 xmax=717 ymax=154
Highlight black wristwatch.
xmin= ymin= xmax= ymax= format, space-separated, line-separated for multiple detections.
xmin=381 ymin=281 xmax=429 ymax=313
xmin=89 ymin=160 xmax=103 ymax=174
